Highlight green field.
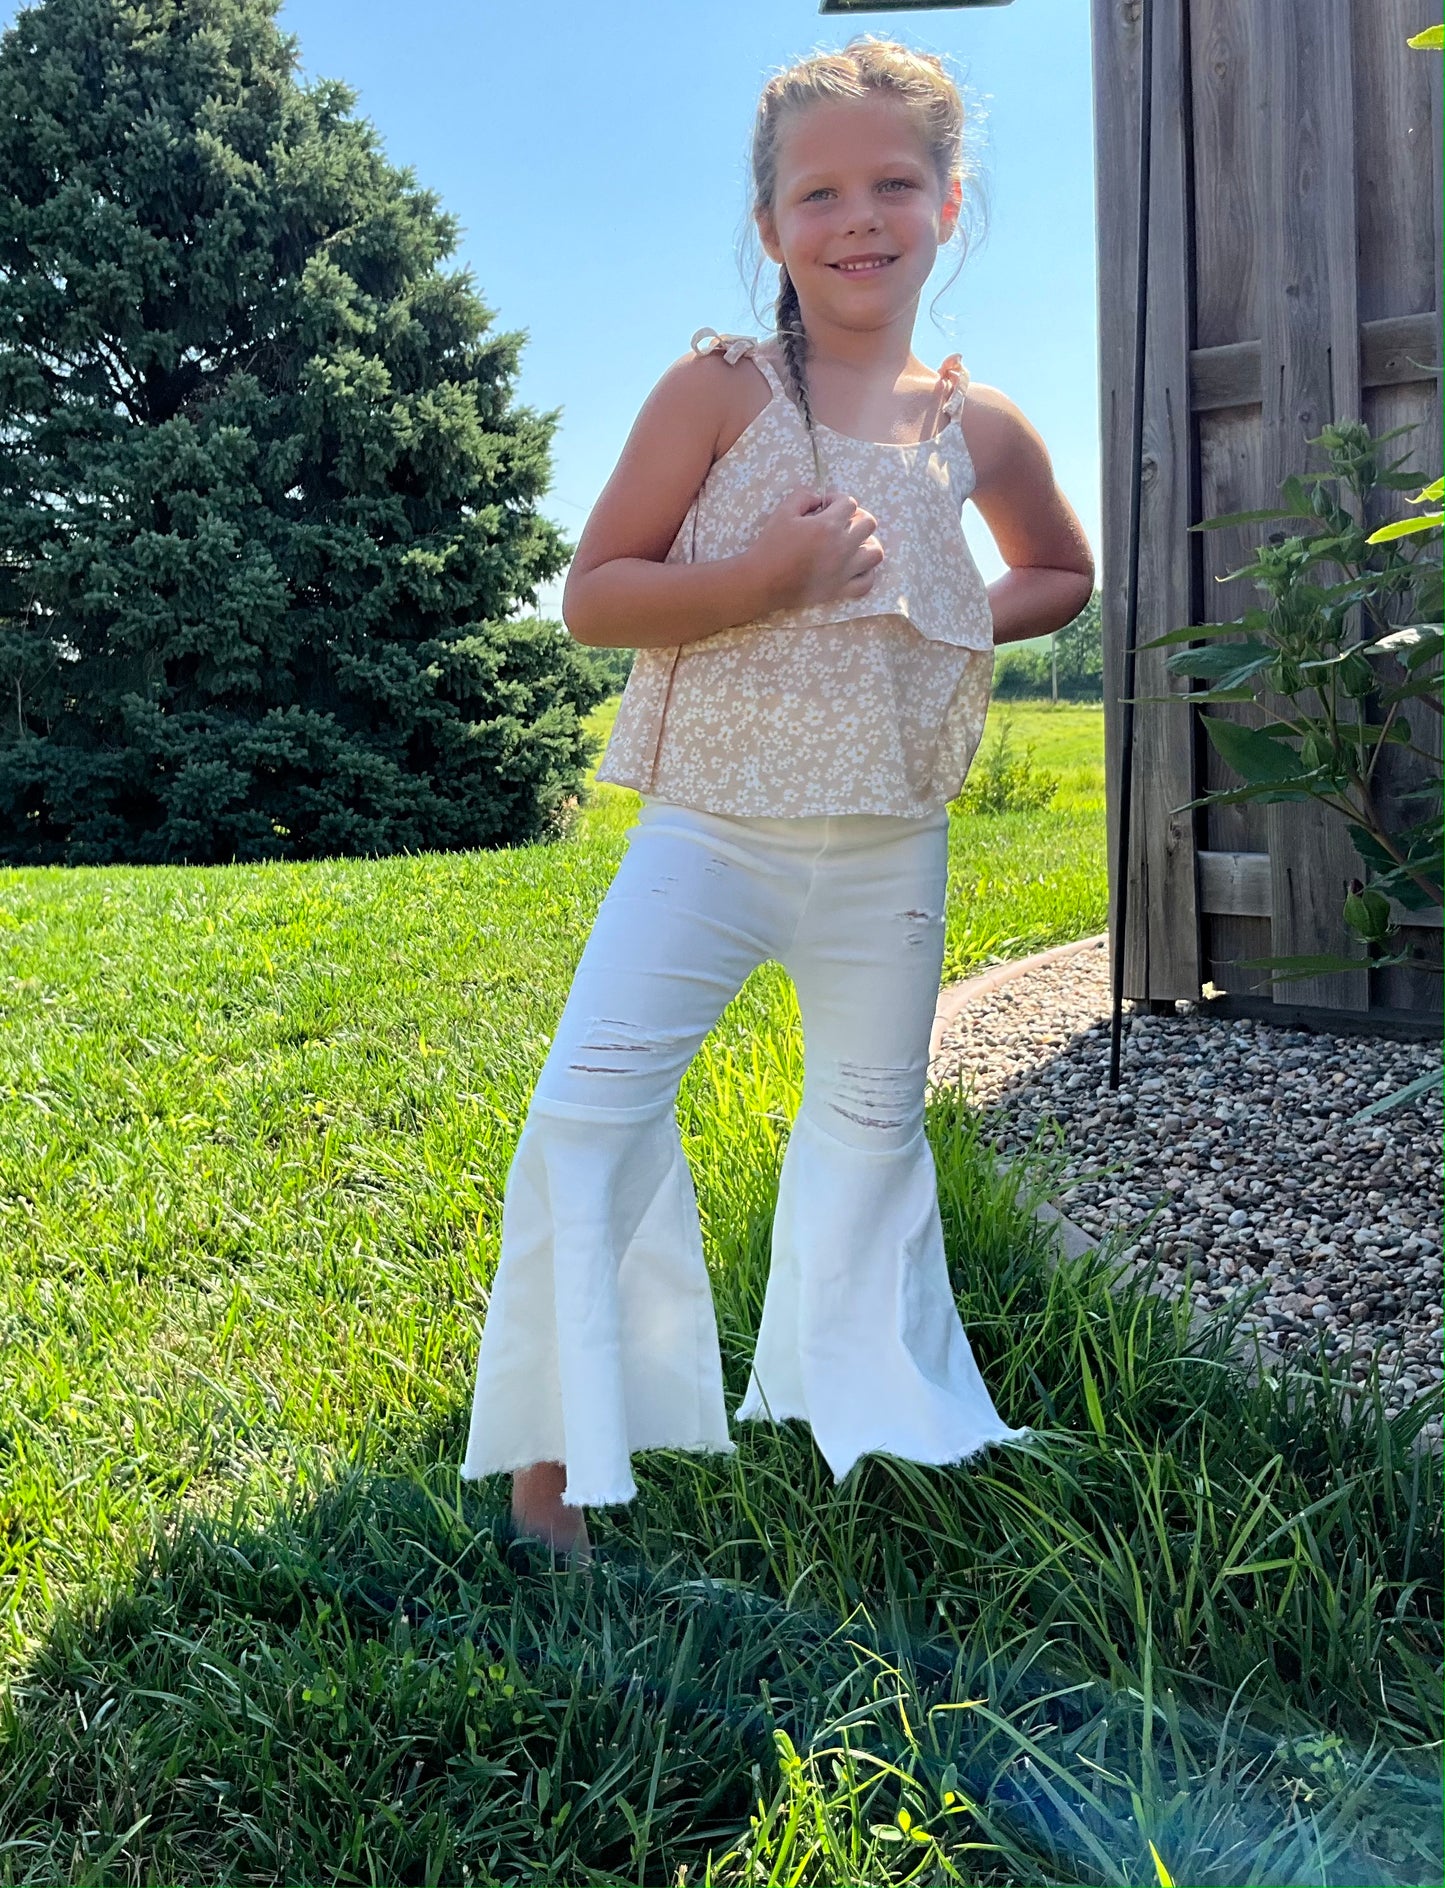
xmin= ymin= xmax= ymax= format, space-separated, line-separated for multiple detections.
xmin=965 ymin=696 xmax=1108 ymax=801
xmin=0 ymin=695 xmax=1439 ymax=1886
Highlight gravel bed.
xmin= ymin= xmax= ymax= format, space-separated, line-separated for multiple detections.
xmin=930 ymin=937 xmax=1443 ymax=1438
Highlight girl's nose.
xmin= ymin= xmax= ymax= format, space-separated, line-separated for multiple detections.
xmin=840 ymin=195 xmax=883 ymax=235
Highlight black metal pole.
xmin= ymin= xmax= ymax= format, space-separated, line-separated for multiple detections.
xmin=1109 ymin=0 xmax=1154 ymax=1089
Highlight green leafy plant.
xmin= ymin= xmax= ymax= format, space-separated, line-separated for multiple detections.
xmin=956 ymin=711 xmax=1061 ymax=815
xmin=1135 ymin=426 xmax=1441 ymax=983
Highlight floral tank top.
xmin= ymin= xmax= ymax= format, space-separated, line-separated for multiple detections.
xmin=592 ymin=328 xmax=996 ymax=818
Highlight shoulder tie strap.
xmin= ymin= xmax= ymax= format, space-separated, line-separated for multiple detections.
xmin=938 ymin=352 xmax=971 ymax=420
xmin=691 ymin=327 xmax=789 ymax=401
xmin=692 ymin=327 xmax=759 ymax=366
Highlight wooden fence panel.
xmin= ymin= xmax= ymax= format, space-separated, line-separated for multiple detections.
xmin=1192 ymin=0 xmax=1273 ymax=996
xmin=1257 ymin=0 xmax=1368 ymax=1012
xmin=1092 ymin=0 xmax=1440 ymax=1024
xmin=1353 ymin=1 xmax=1444 ymax=1018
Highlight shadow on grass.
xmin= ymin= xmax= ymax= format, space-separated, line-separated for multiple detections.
xmin=1 ymin=1092 xmax=1441 ymax=1888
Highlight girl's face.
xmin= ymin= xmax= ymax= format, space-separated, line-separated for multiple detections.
xmin=757 ymin=94 xmax=961 ymax=331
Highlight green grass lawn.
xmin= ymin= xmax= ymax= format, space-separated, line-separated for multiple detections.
xmin=0 ymin=696 xmax=1439 ymax=1886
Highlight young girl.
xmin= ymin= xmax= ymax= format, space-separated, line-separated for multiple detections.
xmin=462 ymin=38 xmax=1094 ymax=1561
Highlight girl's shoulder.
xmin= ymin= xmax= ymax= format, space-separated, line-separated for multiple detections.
xmin=629 ymin=331 xmax=775 ymax=470
xmin=685 ymin=328 xmax=782 ymax=461
xmin=690 ymin=329 xmax=792 ymax=391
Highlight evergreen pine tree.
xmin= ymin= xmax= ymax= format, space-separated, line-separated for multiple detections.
xmin=0 ymin=0 xmax=609 ymax=864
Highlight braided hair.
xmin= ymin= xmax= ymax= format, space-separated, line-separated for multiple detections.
xmin=774 ymin=267 xmax=824 ymax=488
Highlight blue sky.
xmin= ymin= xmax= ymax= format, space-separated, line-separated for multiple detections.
xmin=12 ymin=0 xmax=1103 ymax=616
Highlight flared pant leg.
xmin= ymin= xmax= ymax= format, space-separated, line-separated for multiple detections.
xmin=463 ymin=798 xmax=805 ymax=1507
xmin=462 ymin=797 xmax=1030 ymax=1511
xmin=734 ymin=808 xmax=1032 ymax=1482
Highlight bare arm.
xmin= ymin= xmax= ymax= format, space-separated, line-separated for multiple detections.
xmin=563 ymin=352 xmax=778 ymax=648
xmin=963 ymin=386 xmax=1096 ymax=646
xmin=563 ymin=353 xmax=885 ymax=648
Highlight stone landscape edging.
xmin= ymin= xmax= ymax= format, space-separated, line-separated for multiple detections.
xmin=929 ymin=935 xmax=1437 ymax=1446
xmin=926 ymin=933 xmax=1131 ymax=1304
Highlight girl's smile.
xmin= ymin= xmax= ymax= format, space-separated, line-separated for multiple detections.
xmin=756 ymin=94 xmax=960 ymax=326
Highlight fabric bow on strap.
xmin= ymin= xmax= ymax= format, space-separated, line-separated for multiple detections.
xmin=937 ymin=353 xmax=971 ymax=417
xmin=691 ymin=327 xmax=760 ymax=365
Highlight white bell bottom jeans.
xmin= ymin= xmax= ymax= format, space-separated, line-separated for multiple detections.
xmin=462 ymin=794 xmax=1031 ymax=1508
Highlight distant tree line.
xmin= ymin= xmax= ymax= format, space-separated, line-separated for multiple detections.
xmin=992 ymin=593 xmax=1103 ymax=701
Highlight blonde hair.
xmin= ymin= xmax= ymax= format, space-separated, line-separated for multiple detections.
xmin=748 ymin=36 xmax=983 ymax=482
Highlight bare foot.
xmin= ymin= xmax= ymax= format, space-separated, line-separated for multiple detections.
xmin=511 ymin=1461 xmax=592 ymax=1565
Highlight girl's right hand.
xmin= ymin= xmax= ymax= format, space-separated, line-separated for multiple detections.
xmin=748 ymin=487 xmax=885 ymax=611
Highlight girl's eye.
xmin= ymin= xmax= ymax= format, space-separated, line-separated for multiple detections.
xmin=800 ymin=178 xmax=918 ymax=202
